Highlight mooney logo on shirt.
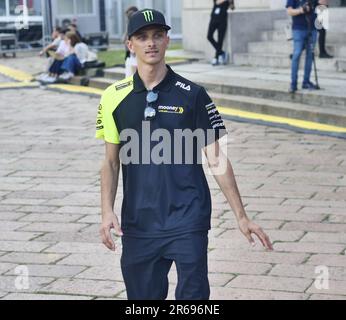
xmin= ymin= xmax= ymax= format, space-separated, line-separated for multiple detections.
xmin=143 ymin=10 xmax=154 ymax=22
xmin=158 ymin=105 xmax=184 ymax=114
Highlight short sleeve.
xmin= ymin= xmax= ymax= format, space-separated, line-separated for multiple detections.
xmin=195 ymin=87 xmax=227 ymax=147
xmin=286 ymin=0 xmax=294 ymax=8
xmin=95 ymin=91 xmax=121 ymax=144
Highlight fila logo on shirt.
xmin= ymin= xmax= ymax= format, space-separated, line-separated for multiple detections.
xmin=175 ymin=81 xmax=191 ymax=91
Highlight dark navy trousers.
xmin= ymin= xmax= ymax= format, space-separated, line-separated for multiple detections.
xmin=120 ymin=231 xmax=210 ymax=300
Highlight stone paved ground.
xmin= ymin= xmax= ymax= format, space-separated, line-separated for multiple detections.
xmin=0 ymin=87 xmax=345 ymax=300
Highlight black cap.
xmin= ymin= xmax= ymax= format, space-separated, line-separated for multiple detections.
xmin=128 ymin=9 xmax=171 ymax=39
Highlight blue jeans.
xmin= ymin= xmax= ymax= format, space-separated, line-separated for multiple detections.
xmin=291 ymin=29 xmax=317 ymax=88
xmin=61 ymin=54 xmax=82 ymax=75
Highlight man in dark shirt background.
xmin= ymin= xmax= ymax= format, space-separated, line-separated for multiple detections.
xmin=207 ymin=0 xmax=235 ymax=66
xmin=286 ymin=0 xmax=320 ymax=93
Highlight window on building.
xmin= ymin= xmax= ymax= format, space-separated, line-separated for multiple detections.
xmin=152 ymin=0 xmax=165 ymax=14
xmin=57 ymin=0 xmax=94 ymax=15
xmin=57 ymin=0 xmax=73 ymax=15
xmin=76 ymin=0 xmax=93 ymax=14
xmin=0 ymin=0 xmax=6 ymax=16
xmin=9 ymin=0 xmax=21 ymax=15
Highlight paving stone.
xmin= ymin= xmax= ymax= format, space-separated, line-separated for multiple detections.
xmin=309 ymin=294 xmax=346 ymax=300
xmin=208 ymin=249 xmax=308 ymax=264
xmin=55 ymin=206 xmax=101 ymax=215
xmin=1 ymin=198 xmax=48 ymax=206
xmin=33 ymin=232 xmax=100 ymax=243
xmin=306 ymin=280 xmax=346 ymax=296
xmin=210 ymin=287 xmax=309 ymax=300
xmin=2 ymin=293 xmax=93 ymax=300
xmin=282 ymin=222 xmax=346 ymax=233
xmin=328 ymin=215 xmax=346 ymax=223
xmin=274 ymin=242 xmax=345 ymax=254
xmin=44 ymin=242 xmax=109 ymax=254
xmin=305 ymin=254 xmax=346 ymax=268
xmin=300 ymin=232 xmax=346 ymax=244
xmin=75 ymin=266 xmax=124 ymax=282
xmin=271 ymin=263 xmax=346 ymax=281
xmin=16 ymin=206 xmax=59 ymax=213
xmin=218 ymin=219 xmax=283 ymax=230
xmin=0 ymin=221 xmax=30 ymax=231
xmin=0 ymin=276 xmax=55 ymax=293
xmin=57 ymin=252 xmax=121 ymax=268
xmin=19 ymin=222 xmax=89 ymax=233
xmin=299 ymin=206 xmax=346 ymax=215
xmin=5 ymin=265 xmax=87 ymax=278
xmin=208 ymin=260 xmax=272 ymax=275
xmin=40 ymin=278 xmax=125 ymax=297
xmin=18 ymin=213 xmax=84 ymax=223
xmin=0 ymin=212 xmax=28 ymax=221
xmin=0 ymin=240 xmax=53 ymax=253
xmin=227 ymin=275 xmax=313 ymax=293
xmin=0 ymin=252 xmax=67 ymax=264
xmin=255 ymin=212 xmax=327 ymax=222
xmin=0 ymin=263 xmax=17 ymax=275
xmin=282 ymin=199 xmax=346 ymax=208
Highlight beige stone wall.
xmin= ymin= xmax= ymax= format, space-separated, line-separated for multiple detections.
xmin=182 ymin=0 xmax=282 ymax=56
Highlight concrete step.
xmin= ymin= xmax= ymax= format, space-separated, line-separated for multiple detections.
xmin=248 ymin=40 xmax=346 ymax=57
xmin=273 ymin=19 xmax=290 ymax=30
xmin=233 ymin=52 xmax=345 ymax=72
xmin=85 ymin=70 xmax=346 ymax=110
xmin=194 ymin=78 xmax=346 ymax=110
xmin=260 ymin=30 xmax=287 ymax=42
xmin=209 ymin=92 xmax=346 ymax=127
xmin=87 ymin=77 xmax=115 ymax=90
xmin=103 ymin=67 xmax=126 ymax=80
xmin=262 ymin=29 xmax=346 ymax=44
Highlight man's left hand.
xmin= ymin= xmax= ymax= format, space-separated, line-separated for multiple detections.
xmin=238 ymin=217 xmax=273 ymax=250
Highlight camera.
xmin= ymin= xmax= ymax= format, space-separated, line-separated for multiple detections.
xmin=302 ymin=0 xmax=317 ymax=14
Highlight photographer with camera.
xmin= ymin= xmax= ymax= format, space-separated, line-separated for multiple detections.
xmin=286 ymin=0 xmax=320 ymax=93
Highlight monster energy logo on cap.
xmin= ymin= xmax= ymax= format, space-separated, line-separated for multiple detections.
xmin=143 ymin=10 xmax=154 ymax=22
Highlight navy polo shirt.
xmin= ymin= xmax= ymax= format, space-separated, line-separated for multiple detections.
xmin=286 ymin=0 xmax=318 ymax=30
xmin=211 ymin=0 xmax=230 ymax=22
xmin=96 ymin=66 xmax=227 ymax=238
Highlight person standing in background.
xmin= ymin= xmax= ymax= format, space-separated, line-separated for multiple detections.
xmin=124 ymin=6 xmax=139 ymax=77
xmin=317 ymin=0 xmax=333 ymax=58
xmin=286 ymin=0 xmax=320 ymax=93
xmin=207 ymin=0 xmax=235 ymax=66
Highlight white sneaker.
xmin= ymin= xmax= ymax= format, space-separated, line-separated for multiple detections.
xmin=58 ymin=72 xmax=74 ymax=81
xmin=36 ymin=73 xmax=50 ymax=81
xmin=43 ymin=76 xmax=57 ymax=84
xmin=211 ymin=58 xmax=219 ymax=66
xmin=218 ymin=52 xmax=229 ymax=65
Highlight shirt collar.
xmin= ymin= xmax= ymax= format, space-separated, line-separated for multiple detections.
xmin=133 ymin=65 xmax=176 ymax=93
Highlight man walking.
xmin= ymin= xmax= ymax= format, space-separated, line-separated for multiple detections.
xmin=286 ymin=0 xmax=320 ymax=93
xmin=96 ymin=9 xmax=273 ymax=300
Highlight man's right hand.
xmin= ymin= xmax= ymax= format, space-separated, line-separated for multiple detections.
xmin=100 ymin=212 xmax=123 ymax=251
xmin=302 ymin=3 xmax=311 ymax=13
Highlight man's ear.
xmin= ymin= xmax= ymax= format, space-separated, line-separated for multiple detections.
xmin=126 ymin=39 xmax=135 ymax=54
